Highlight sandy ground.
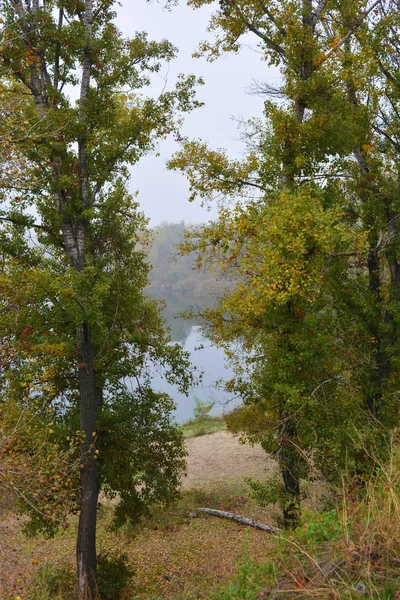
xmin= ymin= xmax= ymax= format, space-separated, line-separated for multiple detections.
xmin=183 ymin=431 xmax=275 ymax=488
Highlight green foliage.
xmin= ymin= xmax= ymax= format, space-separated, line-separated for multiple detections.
xmin=210 ymin=559 xmax=277 ymax=600
xmin=247 ymin=476 xmax=283 ymax=507
xmin=0 ymin=6 xmax=199 ymax=587
xmin=35 ymin=562 xmax=75 ymax=600
xmin=171 ymin=0 xmax=400 ymax=528
xmin=193 ymin=396 xmax=214 ymax=420
xmin=225 ymin=404 xmax=275 ymax=440
xmin=178 ymin=396 xmax=225 ymax=438
xmin=97 ymin=552 xmax=134 ymax=600
xmin=98 ymin=385 xmax=187 ymax=528
xmin=295 ymin=508 xmax=342 ymax=545
xmin=181 ymin=416 xmax=226 ymax=439
xmin=209 ymin=436 xmax=400 ymax=599
xmin=33 ymin=555 xmax=134 ymax=600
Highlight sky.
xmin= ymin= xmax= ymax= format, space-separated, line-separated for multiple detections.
xmin=114 ymin=1 xmax=279 ymax=225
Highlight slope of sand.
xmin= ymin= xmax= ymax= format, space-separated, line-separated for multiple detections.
xmin=183 ymin=431 xmax=275 ymax=488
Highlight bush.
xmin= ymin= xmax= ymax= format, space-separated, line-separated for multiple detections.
xmin=213 ymin=436 xmax=400 ymax=599
xmin=211 ymin=559 xmax=276 ymax=599
xmin=193 ymin=397 xmax=214 ymax=421
xmin=97 ymin=552 xmax=134 ymax=600
xmin=246 ymin=475 xmax=283 ymax=506
xmin=35 ymin=562 xmax=75 ymax=600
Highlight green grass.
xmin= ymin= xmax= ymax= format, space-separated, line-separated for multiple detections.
xmin=180 ymin=416 xmax=226 ymax=439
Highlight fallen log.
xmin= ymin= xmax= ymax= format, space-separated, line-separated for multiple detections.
xmin=195 ymin=508 xmax=280 ymax=534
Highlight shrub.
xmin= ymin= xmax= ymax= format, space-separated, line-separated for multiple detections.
xmin=97 ymin=552 xmax=134 ymax=600
xmin=35 ymin=562 xmax=75 ymax=600
xmin=193 ymin=397 xmax=214 ymax=421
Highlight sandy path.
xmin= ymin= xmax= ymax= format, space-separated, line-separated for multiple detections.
xmin=183 ymin=431 xmax=276 ymax=488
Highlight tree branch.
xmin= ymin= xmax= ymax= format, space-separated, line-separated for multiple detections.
xmin=0 ymin=215 xmax=66 ymax=248
xmin=78 ymin=0 xmax=93 ymax=212
xmin=194 ymin=508 xmax=280 ymax=533
xmin=323 ymin=0 xmax=381 ymax=62
xmin=312 ymin=0 xmax=328 ymax=22
xmin=54 ymin=6 xmax=64 ymax=91
xmin=230 ymin=0 xmax=285 ymax=57
xmin=259 ymin=1 xmax=286 ymax=37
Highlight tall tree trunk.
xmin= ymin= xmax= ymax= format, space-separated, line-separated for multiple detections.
xmin=62 ymin=220 xmax=98 ymax=600
xmin=6 ymin=1 xmax=101 ymax=597
xmin=76 ymin=323 xmax=98 ymax=599
xmin=279 ymin=404 xmax=301 ymax=529
xmin=62 ymin=216 xmax=99 ymax=599
xmin=75 ymin=3 xmax=96 ymax=597
xmin=276 ymin=0 xmax=316 ymax=528
xmin=343 ymin=11 xmax=389 ymax=423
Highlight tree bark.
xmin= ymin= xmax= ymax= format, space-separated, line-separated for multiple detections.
xmin=195 ymin=508 xmax=280 ymax=533
xmin=275 ymin=0 xmax=316 ymax=528
xmin=344 ymin=12 xmax=389 ymax=423
xmin=5 ymin=2 xmax=101 ymax=597
xmin=76 ymin=324 xmax=98 ymax=600
xmin=75 ymin=3 xmax=97 ymax=598
xmin=279 ymin=404 xmax=301 ymax=529
xmin=14 ymin=2 xmax=99 ymax=595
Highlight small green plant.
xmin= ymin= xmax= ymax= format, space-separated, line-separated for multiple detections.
xmin=295 ymin=508 xmax=342 ymax=545
xmin=380 ymin=582 xmax=398 ymax=600
xmin=36 ymin=563 xmax=54 ymax=600
xmin=181 ymin=399 xmax=225 ymax=438
xmin=211 ymin=559 xmax=276 ymax=599
xmin=247 ymin=475 xmax=283 ymax=506
xmin=193 ymin=397 xmax=214 ymax=421
xmin=35 ymin=562 xmax=75 ymax=600
xmin=193 ymin=425 xmax=207 ymax=437
xmin=181 ymin=418 xmax=226 ymax=438
xmin=97 ymin=552 xmax=134 ymax=600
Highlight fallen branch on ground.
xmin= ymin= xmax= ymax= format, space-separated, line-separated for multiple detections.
xmin=195 ymin=508 xmax=280 ymax=533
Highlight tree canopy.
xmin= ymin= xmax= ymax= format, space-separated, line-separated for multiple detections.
xmin=0 ymin=1 xmax=200 ymax=596
xmin=170 ymin=0 xmax=400 ymax=527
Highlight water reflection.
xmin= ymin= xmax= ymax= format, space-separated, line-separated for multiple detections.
xmin=155 ymin=322 xmax=236 ymax=423
xmin=167 ymin=315 xmax=194 ymax=344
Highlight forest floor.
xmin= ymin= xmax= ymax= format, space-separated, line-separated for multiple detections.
xmin=0 ymin=430 xmax=279 ymax=600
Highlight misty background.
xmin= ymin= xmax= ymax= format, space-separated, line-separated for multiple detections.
xmin=114 ymin=1 xmax=279 ymax=420
xmin=115 ymin=0 xmax=278 ymax=225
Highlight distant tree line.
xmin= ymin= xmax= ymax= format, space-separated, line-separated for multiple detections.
xmin=146 ymin=221 xmax=229 ymax=326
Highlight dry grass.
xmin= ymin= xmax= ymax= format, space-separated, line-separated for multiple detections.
xmin=242 ymin=440 xmax=400 ymax=600
xmin=0 ymin=480 xmax=278 ymax=600
xmin=181 ymin=416 xmax=227 ymax=439
xmin=0 ymin=430 xmax=276 ymax=600
xmin=126 ymin=509 xmax=276 ymax=598
xmin=3 ymin=435 xmax=400 ymax=600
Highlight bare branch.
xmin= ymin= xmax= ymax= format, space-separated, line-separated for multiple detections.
xmin=248 ymin=77 xmax=286 ymax=98
xmin=195 ymin=508 xmax=280 ymax=533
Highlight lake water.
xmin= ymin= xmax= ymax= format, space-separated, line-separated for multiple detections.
xmin=150 ymin=325 xmax=237 ymax=423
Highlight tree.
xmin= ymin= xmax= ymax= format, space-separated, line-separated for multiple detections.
xmin=0 ymin=1 xmax=199 ymax=596
xmin=170 ymin=0 xmax=400 ymax=527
